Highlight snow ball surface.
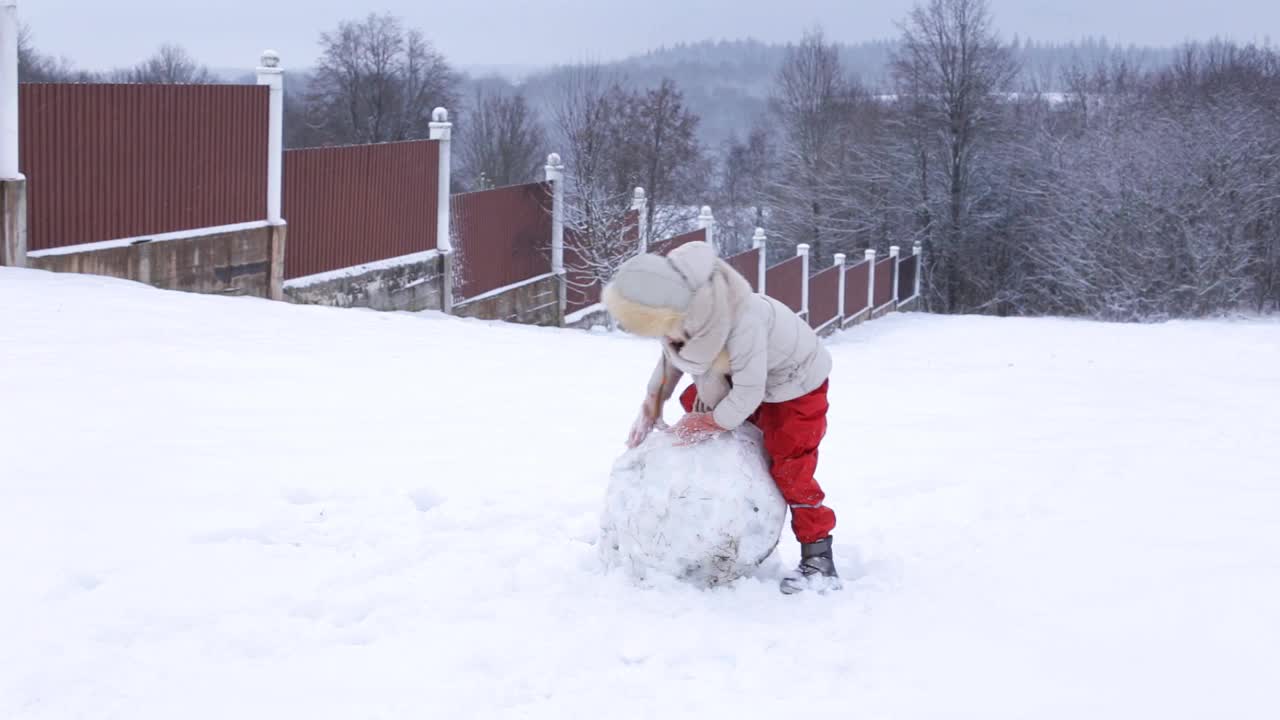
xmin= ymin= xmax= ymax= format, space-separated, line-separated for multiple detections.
xmin=599 ymin=424 xmax=786 ymax=587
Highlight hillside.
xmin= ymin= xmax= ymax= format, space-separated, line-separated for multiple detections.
xmin=2 ymin=267 xmax=1277 ymax=719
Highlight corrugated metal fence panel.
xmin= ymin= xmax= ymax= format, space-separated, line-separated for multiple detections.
xmin=563 ymin=229 xmax=607 ymax=315
xmin=648 ymin=228 xmax=705 ymax=257
xmin=568 ymin=282 xmax=601 ymax=314
xmin=623 ymin=209 xmax=641 ymax=246
xmin=808 ymin=266 xmax=840 ymax=329
xmin=844 ymin=260 xmax=871 ymax=317
xmin=765 ymin=256 xmax=804 ymax=314
xmin=453 ymin=182 xmax=554 ymax=300
xmin=725 ymin=248 xmax=760 ymax=292
xmin=897 ymin=254 xmax=919 ymax=300
xmin=19 ymin=83 xmax=269 ymax=251
xmin=874 ymin=257 xmax=896 ymax=308
xmin=283 ymin=140 xmax=439 ymax=280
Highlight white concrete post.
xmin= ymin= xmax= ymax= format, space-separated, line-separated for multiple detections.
xmin=0 ymin=2 xmax=24 ymax=269
xmin=890 ymin=244 xmax=901 ymax=304
xmin=545 ymin=153 xmax=567 ymax=321
xmin=0 ymin=0 xmax=18 ymax=179
xmin=797 ymin=243 xmax=810 ymax=318
xmin=834 ymin=253 xmax=846 ymax=323
xmin=752 ymin=227 xmax=767 ymax=294
xmin=697 ymin=205 xmax=716 ymax=252
xmin=913 ymin=241 xmax=923 ymax=299
xmin=865 ymin=248 xmax=877 ymax=310
xmin=631 ymin=187 xmax=647 ymax=253
xmin=429 ymin=108 xmax=453 ymax=254
xmin=545 ymin=153 xmax=565 ymax=274
xmin=256 ymin=51 xmax=284 ymax=224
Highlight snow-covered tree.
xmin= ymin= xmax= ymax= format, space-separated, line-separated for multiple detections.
xmin=890 ymin=0 xmax=1019 ymax=312
xmin=306 ymin=13 xmax=460 ymax=146
xmin=547 ymin=65 xmax=638 ymax=298
xmin=458 ymin=86 xmax=546 ymax=190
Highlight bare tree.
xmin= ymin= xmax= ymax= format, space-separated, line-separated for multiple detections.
xmin=306 ymin=13 xmax=459 ymax=146
xmin=548 ymin=65 xmax=637 ymax=299
xmin=458 ymin=85 xmax=546 ymax=190
xmin=766 ymin=29 xmax=852 ymax=262
xmin=891 ymin=0 xmax=1018 ymax=311
xmin=716 ymin=127 xmax=773 ymax=254
xmin=112 ymin=44 xmax=217 ymax=84
xmin=18 ymin=24 xmax=93 ymax=82
xmin=613 ymin=78 xmax=704 ymax=242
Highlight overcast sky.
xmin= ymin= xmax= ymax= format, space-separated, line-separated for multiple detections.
xmin=21 ymin=0 xmax=1280 ymax=72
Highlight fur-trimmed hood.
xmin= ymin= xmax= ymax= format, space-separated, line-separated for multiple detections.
xmin=604 ymin=241 xmax=754 ymax=376
xmin=607 ymin=241 xmax=832 ymax=430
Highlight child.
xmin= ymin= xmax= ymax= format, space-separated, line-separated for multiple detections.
xmin=603 ymin=240 xmax=839 ymax=594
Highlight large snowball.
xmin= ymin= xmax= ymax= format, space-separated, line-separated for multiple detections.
xmin=598 ymin=423 xmax=787 ymax=587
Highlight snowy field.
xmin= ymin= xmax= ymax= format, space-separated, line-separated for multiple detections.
xmin=2 ymin=267 xmax=1278 ymax=720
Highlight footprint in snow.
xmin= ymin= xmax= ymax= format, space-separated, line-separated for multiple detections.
xmin=408 ymin=488 xmax=444 ymax=513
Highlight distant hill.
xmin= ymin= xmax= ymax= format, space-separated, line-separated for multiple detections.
xmin=502 ymin=37 xmax=1177 ymax=151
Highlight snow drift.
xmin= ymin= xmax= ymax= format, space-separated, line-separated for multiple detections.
xmin=598 ymin=424 xmax=786 ymax=587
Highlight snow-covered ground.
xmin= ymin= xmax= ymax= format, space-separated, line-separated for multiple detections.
xmin=2 ymin=267 xmax=1278 ymax=720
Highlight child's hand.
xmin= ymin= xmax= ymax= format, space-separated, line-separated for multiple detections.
xmin=626 ymin=395 xmax=662 ymax=448
xmin=671 ymin=412 xmax=724 ymax=446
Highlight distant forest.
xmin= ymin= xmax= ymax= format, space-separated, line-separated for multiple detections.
xmin=499 ymin=37 xmax=1181 ymax=149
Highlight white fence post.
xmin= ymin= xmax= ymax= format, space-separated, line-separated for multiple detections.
xmin=545 ymin=153 xmax=565 ymax=274
xmin=256 ymin=51 xmax=284 ymax=224
xmin=255 ymin=50 xmax=286 ymax=299
xmin=0 ymin=0 xmax=17 ymax=179
xmin=545 ymin=153 xmax=566 ymax=320
xmin=429 ymin=108 xmax=453 ymax=312
xmin=797 ymin=243 xmax=810 ymax=318
xmin=865 ymin=248 xmax=877 ymax=312
xmin=429 ymin=108 xmax=453 ymax=254
xmin=0 ymin=1 xmax=24 ymax=269
xmin=753 ymin=227 xmax=767 ymax=294
xmin=913 ymin=241 xmax=923 ymax=300
xmin=834 ymin=253 xmax=846 ymax=324
xmin=890 ymin=244 xmax=901 ymax=305
xmin=697 ymin=205 xmax=716 ymax=252
xmin=632 ymin=187 xmax=647 ymax=253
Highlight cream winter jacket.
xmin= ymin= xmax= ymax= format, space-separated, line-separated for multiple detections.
xmin=603 ymin=241 xmax=832 ymax=430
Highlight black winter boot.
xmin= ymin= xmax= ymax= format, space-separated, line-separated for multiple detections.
xmin=779 ymin=536 xmax=842 ymax=595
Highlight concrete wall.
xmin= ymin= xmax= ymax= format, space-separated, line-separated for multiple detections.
xmin=565 ymin=305 xmax=611 ymax=330
xmin=28 ymin=224 xmax=276 ymax=297
xmin=283 ymin=252 xmax=445 ymax=312
xmin=869 ymin=301 xmax=898 ymax=321
xmin=815 ymin=318 xmax=842 ymax=338
xmin=453 ymin=273 xmax=563 ymax=327
xmin=1 ymin=178 xmax=26 ymax=268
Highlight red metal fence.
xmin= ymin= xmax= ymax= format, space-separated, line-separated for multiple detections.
xmin=808 ymin=266 xmax=841 ymax=329
xmin=844 ymin=260 xmax=871 ymax=318
xmin=725 ymin=248 xmax=760 ymax=292
xmin=453 ymin=182 xmax=554 ymax=300
xmin=564 ymin=239 xmax=601 ymax=316
xmin=874 ymin=257 xmax=896 ymax=308
xmin=282 ymin=140 xmax=439 ymax=280
xmin=19 ymin=83 xmax=269 ymax=251
xmin=897 ymin=253 xmax=919 ymax=300
xmin=648 ymin=228 xmax=705 ymax=257
xmin=562 ymin=231 xmax=603 ymax=315
xmin=766 ymin=256 xmax=804 ymax=313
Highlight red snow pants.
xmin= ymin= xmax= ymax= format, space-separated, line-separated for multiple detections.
xmin=680 ymin=380 xmax=836 ymax=544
